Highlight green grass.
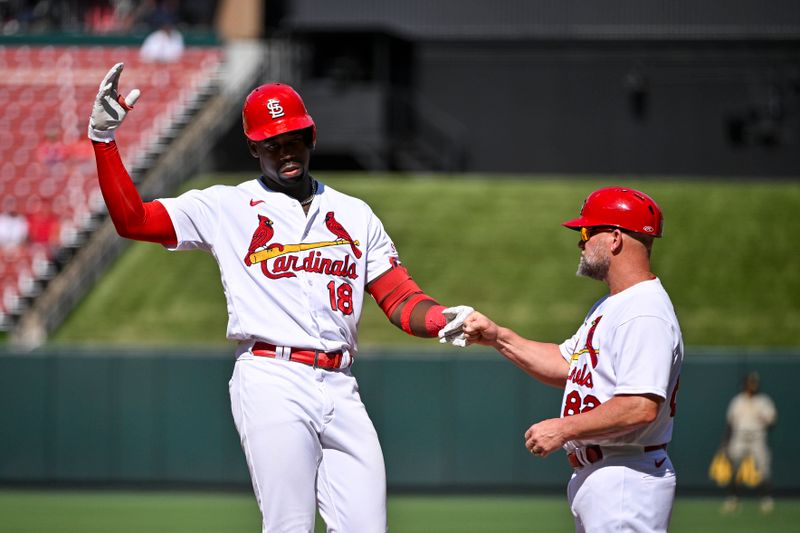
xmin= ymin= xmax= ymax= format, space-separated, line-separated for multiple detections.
xmin=53 ymin=174 xmax=800 ymax=348
xmin=0 ymin=490 xmax=797 ymax=532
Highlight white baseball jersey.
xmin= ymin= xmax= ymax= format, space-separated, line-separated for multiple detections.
xmin=159 ymin=178 xmax=398 ymax=531
xmin=726 ymin=391 xmax=777 ymax=476
xmin=558 ymin=278 xmax=684 ymax=452
xmin=727 ymin=392 xmax=776 ymax=438
xmin=158 ymin=179 xmax=398 ymax=356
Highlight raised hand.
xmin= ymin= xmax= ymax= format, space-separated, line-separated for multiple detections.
xmin=88 ymin=63 xmax=141 ymax=142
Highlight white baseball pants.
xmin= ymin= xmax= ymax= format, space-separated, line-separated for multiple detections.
xmin=230 ymin=354 xmax=387 ymax=532
xmin=567 ymin=448 xmax=676 ymax=533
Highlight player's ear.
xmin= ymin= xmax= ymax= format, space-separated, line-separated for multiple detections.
xmin=246 ymin=139 xmax=259 ymax=158
xmin=610 ymin=229 xmax=625 ymax=254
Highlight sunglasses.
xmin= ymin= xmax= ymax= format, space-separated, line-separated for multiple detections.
xmin=580 ymin=226 xmax=619 ymax=242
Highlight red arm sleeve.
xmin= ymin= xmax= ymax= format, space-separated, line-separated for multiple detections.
xmin=92 ymin=140 xmax=177 ymax=246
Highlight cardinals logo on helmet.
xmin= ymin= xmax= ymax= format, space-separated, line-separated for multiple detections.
xmin=266 ymin=98 xmax=285 ymax=119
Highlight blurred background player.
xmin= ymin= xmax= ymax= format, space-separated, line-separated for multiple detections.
xmin=721 ymin=371 xmax=777 ymax=514
xmin=88 ymin=63 xmax=472 ymax=532
xmin=444 ymin=187 xmax=683 ymax=532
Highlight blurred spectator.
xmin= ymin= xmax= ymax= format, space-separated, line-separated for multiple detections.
xmin=24 ymin=196 xmax=59 ymax=252
xmin=0 ymin=197 xmax=28 ymax=248
xmin=83 ymin=0 xmax=136 ymax=34
xmin=139 ymin=11 xmax=184 ymax=63
xmin=36 ymin=129 xmax=69 ymax=164
xmin=36 ymin=129 xmax=94 ymax=165
xmin=721 ymin=372 xmax=777 ymax=514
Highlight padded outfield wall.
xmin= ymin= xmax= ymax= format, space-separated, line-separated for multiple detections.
xmin=0 ymin=347 xmax=797 ymax=493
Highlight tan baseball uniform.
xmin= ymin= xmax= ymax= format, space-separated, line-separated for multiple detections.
xmin=726 ymin=391 xmax=777 ymax=479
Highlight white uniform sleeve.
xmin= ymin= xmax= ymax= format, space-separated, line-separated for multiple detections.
xmin=559 ymin=332 xmax=581 ymax=363
xmin=364 ymin=209 xmax=399 ymax=284
xmin=157 ymin=187 xmax=221 ymax=251
xmin=611 ymin=316 xmax=675 ymax=399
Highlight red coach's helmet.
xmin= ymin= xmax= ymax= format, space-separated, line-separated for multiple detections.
xmin=242 ymin=83 xmax=316 ymax=143
xmin=562 ymin=186 xmax=664 ymax=237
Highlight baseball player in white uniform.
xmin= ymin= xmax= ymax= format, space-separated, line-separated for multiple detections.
xmin=88 ymin=64 xmax=472 ymax=532
xmin=443 ymin=187 xmax=684 ymax=532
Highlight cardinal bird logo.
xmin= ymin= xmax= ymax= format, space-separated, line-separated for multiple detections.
xmin=244 ymin=215 xmax=284 ymax=265
xmin=569 ymin=315 xmax=602 ymax=367
xmin=325 ymin=211 xmax=362 ymax=258
xmin=584 ymin=316 xmax=602 ymax=368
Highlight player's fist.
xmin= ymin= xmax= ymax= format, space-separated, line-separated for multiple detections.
xmin=88 ymin=63 xmax=141 ymax=142
xmin=460 ymin=311 xmax=500 ymax=347
xmin=524 ymin=418 xmax=567 ymax=458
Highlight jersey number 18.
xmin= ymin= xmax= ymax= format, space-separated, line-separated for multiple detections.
xmin=327 ymin=281 xmax=354 ymax=315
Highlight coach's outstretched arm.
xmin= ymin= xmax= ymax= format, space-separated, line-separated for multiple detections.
xmin=88 ymin=63 xmax=177 ymax=246
xmin=460 ymin=311 xmax=570 ymax=388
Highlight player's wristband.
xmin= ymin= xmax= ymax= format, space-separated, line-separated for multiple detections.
xmin=424 ymin=305 xmax=447 ymax=336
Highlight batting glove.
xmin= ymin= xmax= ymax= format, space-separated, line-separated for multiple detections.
xmin=438 ymin=305 xmax=474 ymax=348
xmin=88 ymin=63 xmax=141 ymax=143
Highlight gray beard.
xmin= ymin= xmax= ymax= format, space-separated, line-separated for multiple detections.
xmin=577 ymin=251 xmax=610 ymax=281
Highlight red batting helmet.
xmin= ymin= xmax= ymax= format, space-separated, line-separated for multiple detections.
xmin=242 ymin=83 xmax=316 ymax=143
xmin=562 ymin=186 xmax=664 ymax=237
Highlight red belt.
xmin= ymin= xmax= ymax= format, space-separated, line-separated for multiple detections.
xmin=251 ymin=342 xmax=346 ymax=370
xmin=567 ymin=443 xmax=667 ymax=469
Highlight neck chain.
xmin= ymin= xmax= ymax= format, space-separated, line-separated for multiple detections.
xmin=300 ymin=179 xmax=317 ymax=206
